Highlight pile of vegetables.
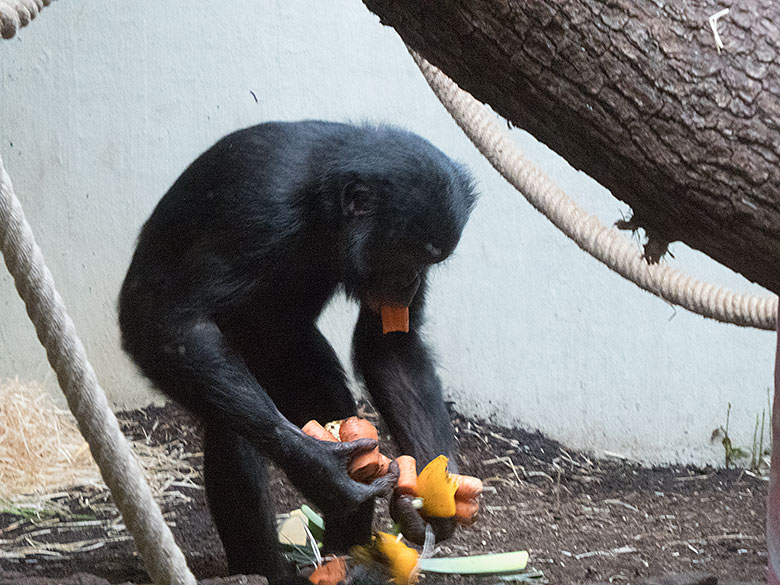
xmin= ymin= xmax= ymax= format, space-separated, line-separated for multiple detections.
xmin=301 ymin=416 xmax=484 ymax=584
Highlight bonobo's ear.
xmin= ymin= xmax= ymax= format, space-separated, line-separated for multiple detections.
xmin=340 ymin=181 xmax=373 ymax=218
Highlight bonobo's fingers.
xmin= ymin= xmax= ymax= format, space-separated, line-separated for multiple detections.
xmin=389 ymin=492 xmax=427 ymax=545
xmin=292 ymin=437 xmax=385 ymax=519
xmin=334 ymin=437 xmax=378 ymax=460
xmin=365 ymin=458 xmax=400 ymax=497
xmin=338 ymin=437 xmax=385 ymax=483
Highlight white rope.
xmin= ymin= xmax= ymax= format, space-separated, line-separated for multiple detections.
xmin=0 ymin=0 xmax=52 ymax=39
xmin=0 ymin=156 xmax=196 ymax=585
xmin=411 ymin=51 xmax=778 ymax=331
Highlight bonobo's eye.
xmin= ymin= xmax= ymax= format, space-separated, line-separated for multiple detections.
xmin=340 ymin=181 xmax=373 ymax=218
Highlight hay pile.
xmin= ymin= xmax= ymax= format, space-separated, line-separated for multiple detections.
xmin=0 ymin=379 xmax=201 ymax=508
xmin=0 ymin=380 xmax=101 ymax=502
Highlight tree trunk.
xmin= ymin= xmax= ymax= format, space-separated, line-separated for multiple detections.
xmin=363 ymin=0 xmax=780 ymax=293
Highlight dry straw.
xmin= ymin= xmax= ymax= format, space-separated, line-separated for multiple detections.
xmin=0 ymin=379 xmax=201 ymax=506
xmin=0 ymin=379 xmax=101 ymax=501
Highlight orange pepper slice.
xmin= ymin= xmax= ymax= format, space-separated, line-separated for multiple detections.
xmin=416 ymin=455 xmax=458 ymax=518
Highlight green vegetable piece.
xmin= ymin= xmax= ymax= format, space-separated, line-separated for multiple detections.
xmin=299 ymin=504 xmax=325 ymax=542
xmin=418 ymin=550 xmax=529 ymax=575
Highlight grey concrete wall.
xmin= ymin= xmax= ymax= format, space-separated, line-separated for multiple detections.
xmin=0 ymin=0 xmax=774 ymax=464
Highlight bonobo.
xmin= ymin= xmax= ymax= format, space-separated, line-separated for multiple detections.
xmin=118 ymin=120 xmax=476 ymax=583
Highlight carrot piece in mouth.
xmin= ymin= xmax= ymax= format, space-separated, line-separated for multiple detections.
xmin=381 ymin=305 xmax=410 ymax=334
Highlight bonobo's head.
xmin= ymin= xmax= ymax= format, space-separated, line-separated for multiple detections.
xmin=331 ymin=125 xmax=477 ymax=309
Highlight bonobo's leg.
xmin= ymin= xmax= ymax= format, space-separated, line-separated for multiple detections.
xmin=352 ymin=280 xmax=455 ymax=470
xmin=203 ymin=422 xmax=294 ymax=581
xmin=237 ymin=324 xmax=374 ymax=553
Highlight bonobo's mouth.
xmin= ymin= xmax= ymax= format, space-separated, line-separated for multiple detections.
xmin=362 ymin=272 xmax=421 ymax=311
xmin=392 ymin=273 xmax=421 ymax=306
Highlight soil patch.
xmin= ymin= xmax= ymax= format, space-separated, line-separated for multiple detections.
xmin=0 ymin=403 xmax=767 ymax=584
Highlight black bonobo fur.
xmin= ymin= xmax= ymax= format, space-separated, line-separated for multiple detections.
xmin=118 ymin=120 xmax=477 ymax=584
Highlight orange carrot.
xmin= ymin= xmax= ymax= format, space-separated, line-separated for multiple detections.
xmin=394 ymin=455 xmax=418 ymax=495
xmin=454 ymin=498 xmax=479 ymax=525
xmin=377 ymin=453 xmax=393 ymax=477
xmin=380 ymin=305 xmax=410 ymax=334
xmin=452 ymin=474 xmax=483 ymax=500
xmin=302 ymin=420 xmax=338 ymax=442
xmin=308 ymin=556 xmax=348 ymax=585
xmin=339 ymin=417 xmax=381 ymax=482
xmin=338 ymin=416 xmax=379 ymax=442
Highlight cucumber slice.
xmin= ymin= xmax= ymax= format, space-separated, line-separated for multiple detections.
xmin=418 ymin=550 xmax=529 ymax=575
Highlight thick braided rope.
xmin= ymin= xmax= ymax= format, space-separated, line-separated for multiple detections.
xmin=0 ymin=0 xmax=52 ymax=39
xmin=412 ymin=52 xmax=778 ymax=331
xmin=770 ymin=320 xmax=780 ymax=585
xmin=0 ymin=156 xmax=196 ymax=585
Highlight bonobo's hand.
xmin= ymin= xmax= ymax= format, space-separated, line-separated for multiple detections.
xmin=283 ymin=433 xmax=398 ymax=518
xmin=389 ymin=492 xmax=457 ymax=545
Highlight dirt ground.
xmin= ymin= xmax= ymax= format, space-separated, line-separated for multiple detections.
xmin=0 ymin=403 xmax=767 ymax=585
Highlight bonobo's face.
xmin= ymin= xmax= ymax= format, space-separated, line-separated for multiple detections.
xmin=338 ymin=153 xmax=476 ymax=310
xmin=356 ymin=225 xmax=461 ymax=309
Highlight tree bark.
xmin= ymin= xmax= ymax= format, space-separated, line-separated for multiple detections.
xmin=363 ymin=0 xmax=780 ymax=293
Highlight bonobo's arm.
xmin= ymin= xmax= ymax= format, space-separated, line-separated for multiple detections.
xmin=352 ymin=279 xmax=456 ymax=471
xmin=124 ymin=315 xmax=394 ymax=517
xmin=352 ymin=280 xmax=458 ymax=542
